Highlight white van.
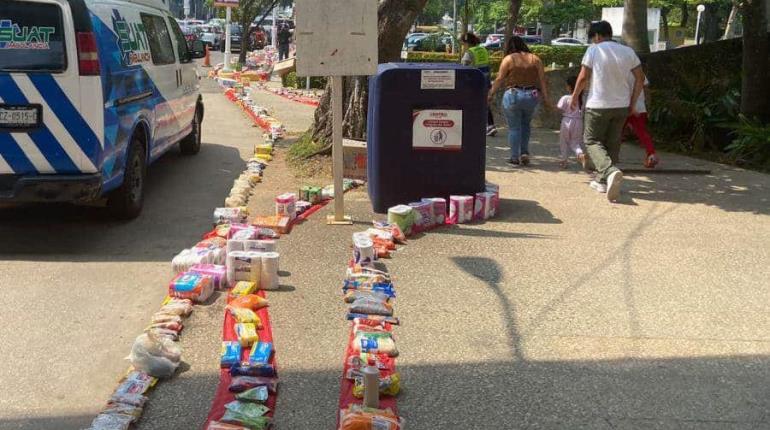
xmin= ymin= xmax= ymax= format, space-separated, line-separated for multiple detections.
xmin=0 ymin=0 xmax=205 ymax=218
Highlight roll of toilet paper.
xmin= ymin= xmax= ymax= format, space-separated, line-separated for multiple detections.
xmin=226 ymin=251 xmax=261 ymax=287
xmin=353 ymin=236 xmax=375 ymax=267
xmin=260 ymin=252 xmax=280 ymax=290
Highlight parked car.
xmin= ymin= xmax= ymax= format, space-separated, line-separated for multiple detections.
xmin=405 ymin=32 xmax=427 ymax=50
xmin=551 ymin=37 xmax=586 ymax=46
xmin=412 ymin=32 xmax=455 ymax=52
xmin=221 ymin=24 xmax=243 ymax=52
xmin=0 ymin=0 xmax=205 ymax=218
xmin=485 ymin=33 xmax=504 ymax=45
xmin=199 ymin=25 xmax=222 ymax=50
xmin=180 ymin=26 xmax=205 ymax=56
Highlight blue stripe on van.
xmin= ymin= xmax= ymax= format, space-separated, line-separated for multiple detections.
xmin=0 ymin=133 xmax=37 ymax=174
xmin=0 ymin=75 xmax=80 ymax=173
xmin=29 ymin=74 xmax=101 ymax=163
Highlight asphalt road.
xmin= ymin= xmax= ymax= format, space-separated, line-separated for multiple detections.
xmin=0 ymin=67 xmax=252 ymax=430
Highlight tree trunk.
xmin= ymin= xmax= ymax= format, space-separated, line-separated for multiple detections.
xmin=723 ymin=2 xmax=739 ymax=39
xmin=740 ymin=0 xmax=770 ymax=121
xmin=310 ymin=0 xmax=430 ymax=146
xmin=702 ymin=3 xmax=723 ymax=43
xmin=622 ymin=0 xmax=650 ymax=54
xmin=504 ymin=0 xmax=523 ymax=42
xmin=661 ymin=7 xmax=670 ymax=42
xmin=681 ymin=2 xmax=689 ymax=27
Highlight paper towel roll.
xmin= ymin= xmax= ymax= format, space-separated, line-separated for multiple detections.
xmin=226 ymin=251 xmax=261 ymax=287
xmin=260 ymin=252 xmax=280 ymax=290
xmin=387 ymin=205 xmax=415 ymax=236
xmin=353 ymin=236 xmax=375 ymax=267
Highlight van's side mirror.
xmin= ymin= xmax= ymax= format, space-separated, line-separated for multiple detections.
xmin=191 ymin=40 xmax=206 ymax=58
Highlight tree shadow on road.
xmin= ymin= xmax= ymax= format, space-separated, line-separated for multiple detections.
xmin=0 ymin=143 xmax=246 ymax=261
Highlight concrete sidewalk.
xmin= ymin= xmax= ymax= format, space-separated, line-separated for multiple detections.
xmin=139 ymin=86 xmax=768 ymax=429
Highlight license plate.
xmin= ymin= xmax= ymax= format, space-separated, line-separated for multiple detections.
xmin=0 ymin=105 xmax=42 ymax=130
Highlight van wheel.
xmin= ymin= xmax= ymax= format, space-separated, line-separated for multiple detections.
xmin=180 ymin=107 xmax=202 ymax=155
xmin=108 ymin=138 xmax=146 ymax=219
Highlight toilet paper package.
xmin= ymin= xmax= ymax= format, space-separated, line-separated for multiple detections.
xmin=474 ymin=192 xmax=495 ymax=221
xmin=169 ymin=272 xmax=214 ymax=302
xmin=213 ymin=207 xmax=248 ymax=225
xmin=408 ymin=201 xmax=434 ymax=233
xmin=448 ymin=195 xmax=474 ymax=224
xmin=189 ymin=264 xmax=228 ymax=290
xmin=422 ymin=197 xmax=447 ymax=225
xmin=387 ymin=205 xmax=415 ymax=236
xmin=227 ymin=239 xmax=277 ymax=254
xmin=260 ymin=252 xmax=280 ymax=290
xmin=275 ymin=193 xmax=297 ymax=220
xmin=227 ymin=251 xmax=262 ymax=287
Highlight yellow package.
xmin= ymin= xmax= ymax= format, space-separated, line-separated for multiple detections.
xmin=254 ymin=154 xmax=272 ymax=163
xmin=352 ymin=372 xmax=400 ymax=398
xmin=255 ymin=144 xmax=273 ymax=156
xmin=227 ymin=306 xmax=263 ymax=327
xmin=235 ymin=323 xmax=259 ymax=347
xmin=231 ymin=281 xmax=257 ymax=297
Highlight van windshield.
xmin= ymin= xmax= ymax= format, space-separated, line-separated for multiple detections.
xmin=0 ymin=0 xmax=67 ymax=72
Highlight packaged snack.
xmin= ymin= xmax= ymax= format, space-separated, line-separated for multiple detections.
xmin=231 ymin=228 xmax=258 ymax=241
xmin=100 ymin=401 xmax=143 ymax=420
xmin=228 ymin=376 xmax=278 ymax=393
xmin=343 ymin=290 xmax=391 ymax=304
xmin=339 ymin=405 xmax=402 ymax=430
xmin=220 ymin=410 xmax=271 ymax=430
xmin=372 ymin=221 xmax=406 ymax=244
xmin=189 ymin=264 xmax=228 ymax=290
xmin=168 ymin=272 xmax=214 ymax=302
xmin=349 ymin=295 xmax=393 ymax=316
xmin=109 ymin=393 xmax=148 ymax=407
xmin=206 ymin=421 xmax=251 ymax=430
xmin=231 ymin=281 xmax=257 ymax=297
xmin=225 ymin=400 xmax=270 ymax=417
xmin=235 ymin=386 xmax=269 ymax=403
xmin=227 ymin=307 xmax=262 ymax=326
xmin=353 ymin=332 xmax=398 ymax=357
xmin=228 ymin=294 xmax=269 ymax=310
xmin=352 ymin=372 xmax=401 ymax=398
xmin=220 ymin=341 xmax=242 ymax=368
xmin=230 ymin=364 xmax=276 ymax=378
xmin=114 ymin=371 xmax=157 ymax=396
xmin=88 ymin=413 xmax=133 ymax=430
xmin=248 ymin=342 xmax=272 ymax=365
xmin=235 ymin=323 xmax=259 ymax=347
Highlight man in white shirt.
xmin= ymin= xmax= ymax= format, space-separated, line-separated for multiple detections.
xmin=571 ymin=20 xmax=645 ymax=202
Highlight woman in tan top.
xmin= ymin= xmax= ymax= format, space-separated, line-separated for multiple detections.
xmin=488 ymin=36 xmax=550 ymax=165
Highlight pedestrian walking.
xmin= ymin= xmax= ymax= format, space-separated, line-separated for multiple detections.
xmin=557 ymin=76 xmax=586 ymax=169
xmin=277 ymin=24 xmax=291 ymax=61
xmin=570 ymin=21 xmax=645 ymax=202
xmin=624 ymin=73 xmax=659 ymax=168
xmin=461 ymin=32 xmax=497 ymax=137
xmin=488 ymin=35 xmax=550 ymax=166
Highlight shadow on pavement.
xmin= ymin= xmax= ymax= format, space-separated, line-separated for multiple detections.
xmin=492 ymin=198 xmax=563 ymax=224
xmin=6 ymin=353 xmax=766 ymax=430
xmin=0 ymin=142 xmax=245 ymax=261
xmin=431 ymin=225 xmax=550 ymax=240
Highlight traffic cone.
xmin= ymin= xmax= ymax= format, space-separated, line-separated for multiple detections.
xmin=203 ymin=45 xmax=211 ymax=68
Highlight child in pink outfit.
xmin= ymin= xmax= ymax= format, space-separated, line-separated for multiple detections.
xmin=556 ymin=76 xmax=586 ymax=169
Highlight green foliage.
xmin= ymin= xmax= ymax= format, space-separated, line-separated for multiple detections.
xmin=723 ymin=115 xmax=770 ymax=169
xmin=406 ymin=45 xmax=587 ymax=71
xmin=288 ymin=131 xmax=324 ymax=161
xmin=282 ymin=72 xmax=327 ymax=89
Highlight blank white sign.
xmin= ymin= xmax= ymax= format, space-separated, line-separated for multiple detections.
xmin=295 ymin=0 xmax=378 ymax=77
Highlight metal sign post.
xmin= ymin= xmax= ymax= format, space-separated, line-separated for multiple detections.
xmin=214 ymin=0 xmax=239 ymax=71
xmin=295 ymin=0 xmax=378 ymax=225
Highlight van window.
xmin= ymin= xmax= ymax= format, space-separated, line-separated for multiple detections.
xmin=140 ymin=14 xmax=175 ymax=65
xmin=0 ymin=0 xmax=67 ymax=72
xmin=168 ymin=18 xmax=191 ymax=64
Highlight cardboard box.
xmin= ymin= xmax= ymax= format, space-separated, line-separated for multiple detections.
xmin=343 ymin=139 xmax=367 ymax=181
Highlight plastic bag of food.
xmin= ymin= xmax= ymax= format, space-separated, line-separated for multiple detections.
xmin=100 ymin=401 xmax=143 ymax=420
xmin=157 ymin=299 xmax=194 ymax=317
xmin=235 ymin=323 xmax=259 ymax=347
xmin=206 ymin=421 xmax=251 ymax=430
xmin=220 ymin=341 xmax=242 ymax=368
xmin=352 ymin=372 xmax=401 ymax=398
xmin=145 ymin=327 xmax=179 ymax=341
xmin=231 ymin=281 xmax=257 ymax=297
xmin=109 ymin=393 xmax=148 ymax=408
xmin=248 ymin=342 xmax=272 ymax=366
xmin=220 ymin=410 xmax=271 ymax=430
xmin=373 ymin=221 xmax=406 ymax=243
xmin=127 ymin=333 xmax=182 ymax=378
xmin=168 ymin=272 xmax=214 ymax=302
xmin=147 ymin=321 xmax=182 ymax=332
xmin=114 ymin=371 xmax=156 ymax=396
xmin=339 ymin=405 xmax=403 ymax=430
xmin=228 ymin=376 xmax=278 ymax=393
xmin=349 ymin=296 xmax=393 ymax=316
xmin=227 ymin=307 xmax=262 ymax=326
xmin=225 ymin=400 xmax=270 ymax=418
xmin=88 ymin=413 xmax=133 ymax=430
xmin=353 ymin=332 xmax=398 ymax=357
xmin=228 ymin=294 xmax=269 ymax=310
xmin=235 ymin=385 xmax=269 ymax=403
xmin=345 ymin=351 xmax=396 ymax=376
xmin=346 ymin=313 xmax=400 ymax=325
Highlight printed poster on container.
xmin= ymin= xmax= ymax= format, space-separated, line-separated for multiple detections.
xmin=412 ymin=109 xmax=462 ymax=151
xmin=214 ymin=0 xmax=239 ymax=7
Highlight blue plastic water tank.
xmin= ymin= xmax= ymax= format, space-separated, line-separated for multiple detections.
xmin=367 ymin=63 xmax=487 ymax=213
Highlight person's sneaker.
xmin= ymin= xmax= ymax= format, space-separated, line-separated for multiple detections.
xmin=644 ymin=153 xmax=659 ymax=168
xmin=606 ymin=170 xmax=624 ymax=202
xmin=577 ymin=153 xmax=587 ymax=169
xmin=508 ymin=158 xmax=520 ymax=165
xmin=486 ymin=125 xmax=497 ymax=137
xmin=590 ymin=180 xmax=607 ymax=193
xmin=520 ymin=154 xmax=530 ymax=166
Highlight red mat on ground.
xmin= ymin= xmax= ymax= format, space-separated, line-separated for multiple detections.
xmin=202 ymin=290 xmax=278 ymax=429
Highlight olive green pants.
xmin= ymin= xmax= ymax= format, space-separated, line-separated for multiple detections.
xmin=584 ymin=107 xmax=628 ymax=182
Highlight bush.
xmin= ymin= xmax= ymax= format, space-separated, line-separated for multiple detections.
xmin=406 ymin=45 xmax=587 ymax=72
xmin=723 ymin=115 xmax=770 ymax=169
xmin=282 ymin=72 xmax=327 ymax=89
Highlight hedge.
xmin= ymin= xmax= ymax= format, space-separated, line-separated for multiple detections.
xmin=282 ymin=72 xmax=328 ymax=89
xmin=406 ymin=45 xmax=587 ymax=73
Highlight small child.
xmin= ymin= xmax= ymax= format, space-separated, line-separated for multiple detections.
xmin=624 ymin=74 xmax=659 ymax=168
xmin=556 ymin=76 xmax=586 ymax=169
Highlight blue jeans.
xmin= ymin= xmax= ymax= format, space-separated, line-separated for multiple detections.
xmin=502 ymin=88 xmax=540 ymax=160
